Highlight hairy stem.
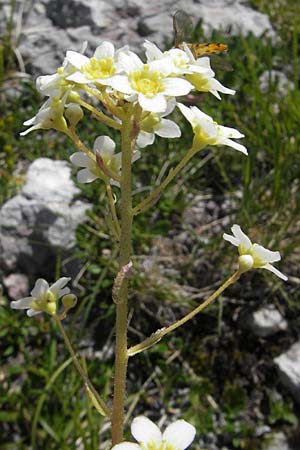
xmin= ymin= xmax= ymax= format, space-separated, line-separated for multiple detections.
xmin=111 ymin=107 xmax=134 ymax=444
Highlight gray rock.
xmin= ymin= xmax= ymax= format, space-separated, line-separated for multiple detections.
xmin=259 ymin=70 xmax=294 ymax=97
xmin=10 ymin=0 xmax=275 ymax=76
xmin=244 ymin=304 xmax=288 ymax=337
xmin=3 ymin=273 xmax=29 ymax=300
xmin=262 ymin=432 xmax=291 ymax=450
xmin=0 ymin=158 xmax=91 ymax=276
xmin=274 ymin=341 xmax=300 ymax=402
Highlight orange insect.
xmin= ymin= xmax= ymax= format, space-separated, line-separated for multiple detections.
xmin=173 ymin=10 xmax=229 ymax=61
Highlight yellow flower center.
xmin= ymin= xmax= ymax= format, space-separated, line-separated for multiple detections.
xmin=129 ymin=65 xmax=164 ymax=98
xmin=186 ymin=73 xmax=209 ymax=91
xmin=31 ymin=290 xmax=57 ymax=315
xmin=193 ymin=121 xmax=217 ymax=147
xmin=141 ymin=440 xmax=175 ymax=450
xmin=82 ymin=57 xmax=116 ymax=80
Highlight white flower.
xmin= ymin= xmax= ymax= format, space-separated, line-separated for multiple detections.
xmin=36 ymin=58 xmax=78 ymax=99
xmin=143 ymin=41 xmax=234 ymax=99
xmin=109 ymin=50 xmax=193 ymax=113
xmin=10 ymin=277 xmax=72 ymax=317
xmin=112 ymin=416 xmax=196 ymax=450
xmin=177 ymin=103 xmax=247 ymax=154
xmin=181 ymin=44 xmax=235 ymax=99
xmin=70 ymin=135 xmax=140 ymax=185
xmin=20 ymin=94 xmax=69 ymax=136
xmin=137 ymin=101 xmax=181 ymax=148
xmin=66 ymin=41 xmax=125 ymax=85
xmin=223 ymin=224 xmax=288 ymax=280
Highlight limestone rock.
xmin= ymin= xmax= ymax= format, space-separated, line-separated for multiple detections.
xmin=244 ymin=305 xmax=288 ymax=337
xmin=3 ymin=273 xmax=29 ymax=300
xmin=262 ymin=432 xmax=291 ymax=450
xmin=274 ymin=341 xmax=300 ymax=402
xmin=0 ymin=158 xmax=91 ymax=277
xmin=8 ymin=0 xmax=275 ymax=75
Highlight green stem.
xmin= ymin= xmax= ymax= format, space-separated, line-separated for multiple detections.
xmin=133 ymin=145 xmax=202 ymax=215
xmin=78 ymin=98 xmax=121 ymax=130
xmin=111 ymin=107 xmax=134 ymax=445
xmin=54 ymin=315 xmax=110 ymax=417
xmin=128 ymin=271 xmax=241 ymax=357
xmin=106 ymin=182 xmax=121 ymax=240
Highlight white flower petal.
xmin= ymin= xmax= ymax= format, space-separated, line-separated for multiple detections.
xmin=252 ymin=244 xmax=281 ymax=264
xmin=231 ymin=225 xmax=252 ymax=252
xmin=94 ymin=41 xmax=115 ymax=59
xmin=143 ymin=40 xmax=163 ymax=61
xmin=163 ymin=78 xmax=193 ymax=96
xmin=209 ymin=90 xmax=222 ymax=100
xmin=137 ymin=131 xmax=155 ymax=148
xmin=118 ymin=51 xmax=143 ymax=73
xmin=131 ymin=416 xmax=162 ymax=445
xmin=111 ymin=444 xmax=140 ymax=450
xmin=139 ymin=94 xmax=167 ymax=113
xmin=94 ymin=135 xmax=115 ymax=154
xmin=218 ymin=137 xmax=248 ymax=154
xmin=70 ymin=152 xmax=91 ymax=167
xmin=261 ymin=264 xmax=288 ymax=281
xmin=207 ymin=78 xmax=235 ymax=96
xmin=155 ymin=119 xmax=181 ymax=138
xmin=223 ymin=233 xmax=239 ymax=247
xmin=57 ymin=287 xmax=70 ymax=298
xmin=163 ymin=420 xmax=196 ymax=450
xmin=194 ymin=56 xmax=211 ymax=69
xmin=27 ymin=309 xmax=42 ymax=317
xmin=132 ymin=150 xmax=141 ymax=163
xmin=50 ymin=277 xmax=71 ymax=296
xmin=11 ymin=297 xmax=33 ymax=309
xmin=31 ymin=279 xmax=49 ymax=299
xmin=218 ymin=125 xmax=244 ymax=139
xmin=177 ymin=103 xmax=195 ymax=124
xmin=110 ymin=75 xmax=134 ymax=94
xmin=66 ymin=51 xmax=90 ymax=69
xmin=66 ymin=72 xmax=90 ymax=84
xmin=77 ymin=168 xmax=99 ymax=184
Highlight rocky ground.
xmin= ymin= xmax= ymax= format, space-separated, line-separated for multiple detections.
xmin=1 ymin=0 xmax=275 ymax=75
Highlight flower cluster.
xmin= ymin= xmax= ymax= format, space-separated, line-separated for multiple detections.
xmin=21 ymin=40 xmax=247 ymax=186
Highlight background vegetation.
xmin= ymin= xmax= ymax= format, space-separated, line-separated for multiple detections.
xmin=1 ymin=0 xmax=299 ymax=449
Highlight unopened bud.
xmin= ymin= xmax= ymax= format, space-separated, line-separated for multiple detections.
xmin=62 ymin=294 xmax=77 ymax=310
xmin=238 ymin=254 xmax=254 ymax=274
xmin=65 ymin=104 xmax=84 ymax=126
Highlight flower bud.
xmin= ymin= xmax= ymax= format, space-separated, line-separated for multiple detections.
xmin=65 ymin=104 xmax=84 ymax=127
xmin=62 ymin=294 xmax=77 ymax=310
xmin=238 ymin=254 xmax=254 ymax=273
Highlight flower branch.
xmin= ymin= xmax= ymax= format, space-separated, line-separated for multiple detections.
xmin=127 ymin=271 xmax=241 ymax=357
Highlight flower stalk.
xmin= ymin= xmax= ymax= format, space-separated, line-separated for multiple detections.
xmin=133 ymin=145 xmax=202 ymax=215
xmin=54 ymin=315 xmax=110 ymax=417
xmin=111 ymin=106 xmax=135 ymax=445
xmin=128 ymin=271 xmax=241 ymax=357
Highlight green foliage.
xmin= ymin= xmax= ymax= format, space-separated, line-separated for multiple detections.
xmin=268 ymin=393 xmax=297 ymax=426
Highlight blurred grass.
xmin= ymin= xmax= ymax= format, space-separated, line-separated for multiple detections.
xmin=1 ymin=0 xmax=300 ymax=449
